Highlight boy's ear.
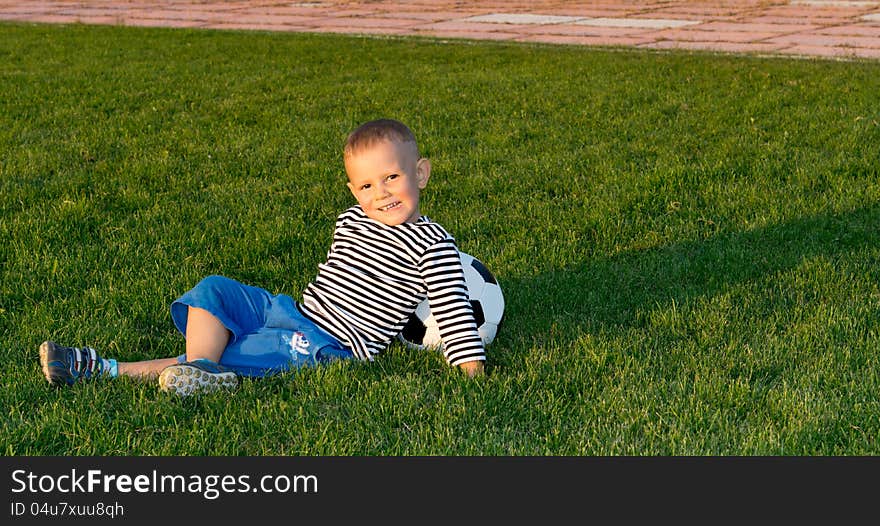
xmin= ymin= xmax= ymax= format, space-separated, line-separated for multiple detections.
xmin=346 ymin=181 xmax=358 ymax=199
xmin=416 ymin=158 xmax=431 ymax=189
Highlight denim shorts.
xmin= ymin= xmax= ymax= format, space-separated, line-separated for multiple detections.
xmin=170 ymin=275 xmax=352 ymax=377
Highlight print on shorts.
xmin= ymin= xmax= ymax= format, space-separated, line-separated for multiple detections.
xmin=283 ymin=331 xmax=311 ymax=359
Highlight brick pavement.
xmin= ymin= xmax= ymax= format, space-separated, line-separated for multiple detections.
xmin=1 ymin=1 xmax=880 ymax=60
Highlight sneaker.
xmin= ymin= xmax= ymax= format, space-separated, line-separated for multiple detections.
xmin=158 ymin=359 xmax=238 ymax=396
xmin=39 ymin=340 xmax=105 ymax=386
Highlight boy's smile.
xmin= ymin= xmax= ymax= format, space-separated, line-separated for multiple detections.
xmin=345 ymin=139 xmax=431 ymax=226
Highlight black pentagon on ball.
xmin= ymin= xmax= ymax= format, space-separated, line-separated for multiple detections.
xmin=401 ymin=314 xmax=427 ymax=343
xmin=469 ymin=258 xmax=497 ymax=285
xmin=470 ymin=300 xmax=485 ymax=327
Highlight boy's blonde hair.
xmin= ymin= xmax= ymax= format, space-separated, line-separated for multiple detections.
xmin=344 ymin=119 xmax=419 ymax=160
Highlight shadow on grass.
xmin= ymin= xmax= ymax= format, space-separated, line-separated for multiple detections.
xmin=492 ymin=205 xmax=879 ymax=362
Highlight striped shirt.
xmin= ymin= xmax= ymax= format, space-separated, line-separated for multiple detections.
xmin=298 ymin=205 xmax=485 ymax=366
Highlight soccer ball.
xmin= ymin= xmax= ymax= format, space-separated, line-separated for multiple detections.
xmin=399 ymin=251 xmax=504 ymax=351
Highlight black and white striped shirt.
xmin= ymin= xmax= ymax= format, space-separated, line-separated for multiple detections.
xmin=298 ymin=205 xmax=485 ymax=366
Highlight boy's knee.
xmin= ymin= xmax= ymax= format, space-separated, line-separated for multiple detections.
xmin=196 ymin=275 xmax=234 ymax=292
xmin=188 ymin=275 xmax=240 ymax=304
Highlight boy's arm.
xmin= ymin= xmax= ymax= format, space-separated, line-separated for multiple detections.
xmin=459 ymin=360 xmax=484 ymax=377
xmin=419 ymin=241 xmax=487 ymax=373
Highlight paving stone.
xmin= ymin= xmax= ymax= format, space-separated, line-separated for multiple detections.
xmin=202 ymin=23 xmax=313 ymax=32
xmin=55 ymin=7 xmax=129 ymax=17
xmin=303 ymin=25 xmax=411 ymax=35
xmin=122 ymin=18 xmax=207 ymax=28
xmin=695 ymin=21 xmax=818 ymax=34
xmin=649 ymin=7 xmax=743 ymax=17
xmin=746 ymin=13 xmax=866 ymax=25
xmin=371 ymin=11 xmax=469 ymax=22
xmin=460 ymin=13 xmax=586 ymax=25
xmin=417 ymin=29 xmax=521 ymax=41
xmin=737 ymin=14 xmax=832 ymax=26
xmin=815 ymin=23 xmax=880 ymax=35
xmin=575 ymin=17 xmax=702 ymax=29
xmin=310 ymin=16 xmax=420 ymax=28
xmin=0 ymin=5 xmax=62 ymax=14
xmin=70 ymin=15 xmax=123 ymax=25
xmin=790 ymin=1 xmax=879 ymax=7
xmin=416 ymin=20 xmax=530 ymax=32
xmin=783 ymin=44 xmax=880 ymax=58
xmin=768 ymin=32 xmax=880 ymax=47
xmin=652 ymin=29 xmax=782 ymax=43
xmin=516 ymin=33 xmax=657 ymax=47
xmin=124 ymin=9 xmax=240 ymax=23
xmin=641 ymin=40 xmax=789 ymax=54
xmin=760 ymin=6 xmax=874 ymax=19
xmin=517 ymin=23 xmax=656 ymax=37
xmin=10 ymin=13 xmax=76 ymax=23
xmin=536 ymin=7 xmax=644 ymax=18
xmin=224 ymin=13 xmax=320 ymax=25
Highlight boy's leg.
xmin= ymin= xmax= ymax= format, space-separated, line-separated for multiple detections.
xmin=158 ymin=305 xmax=238 ymax=396
xmin=182 ymin=306 xmax=231 ymax=363
xmin=41 ymin=277 xmax=253 ymax=390
xmin=159 ymin=276 xmax=277 ymax=396
xmin=117 ymin=357 xmax=179 ymax=379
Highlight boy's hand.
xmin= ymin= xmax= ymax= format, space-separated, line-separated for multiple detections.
xmin=458 ymin=360 xmax=484 ymax=378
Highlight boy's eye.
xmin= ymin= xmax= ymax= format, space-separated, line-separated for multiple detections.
xmin=387 ymin=174 xmax=399 ymax=181
xmin=360 ymin=184 xmax=371 ymax=190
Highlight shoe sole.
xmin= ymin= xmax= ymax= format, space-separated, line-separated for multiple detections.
xmin=39 ymin=340 xmax=64 ymax=386
xmin=39 ymin=341 xmax=50 ymax=377
xmin=158 ymin=364 xmax=238 ymax=396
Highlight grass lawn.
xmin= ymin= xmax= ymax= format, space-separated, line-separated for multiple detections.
xmin=1 ymin=21 xmax=878 ymax=455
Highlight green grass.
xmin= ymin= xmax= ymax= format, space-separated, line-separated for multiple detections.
xmin=1 ymin=22 xmax=879 ymax=455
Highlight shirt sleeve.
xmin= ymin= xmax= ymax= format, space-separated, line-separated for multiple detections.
xmin=418 ymin=239 xmax=486 ymax=366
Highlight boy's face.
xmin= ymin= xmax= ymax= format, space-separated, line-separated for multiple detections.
xmin=345 ymin=139 xmax=431 ymax=226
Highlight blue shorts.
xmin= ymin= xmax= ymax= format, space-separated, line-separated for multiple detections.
xmin=171 ymin=275 xmax=352 ymax=377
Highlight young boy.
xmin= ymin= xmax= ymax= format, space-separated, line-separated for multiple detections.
xmin=40 ymin=119 xmax=486 ymax=396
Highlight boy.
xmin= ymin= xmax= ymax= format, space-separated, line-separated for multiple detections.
xmin=40 ymin=119 xmax=486 ymax=396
